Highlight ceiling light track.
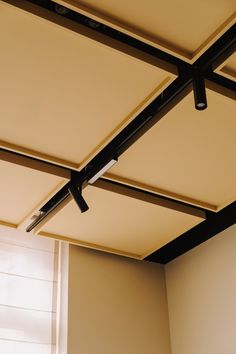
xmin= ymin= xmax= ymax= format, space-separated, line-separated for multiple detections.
xmin=146 ymin=201 xmax=236 ymax=264
xmin=94 ymin=178 xmax=206 ymax=219
xmin=204 ymin=72 xmax=236 ymax=98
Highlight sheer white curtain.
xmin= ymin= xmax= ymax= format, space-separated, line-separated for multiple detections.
xmin=0 ymin=226 xmax=57 ymax=354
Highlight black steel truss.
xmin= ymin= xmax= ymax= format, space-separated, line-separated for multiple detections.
xmin=1 ymin=0 xmax=236 ymax=262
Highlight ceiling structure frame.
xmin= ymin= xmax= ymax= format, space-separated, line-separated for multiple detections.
xmin=1 ymin=0 xmax=236 ymax=262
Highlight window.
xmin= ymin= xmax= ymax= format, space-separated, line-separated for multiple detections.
xmin=0 ymin=226 xmax=58 ymax=354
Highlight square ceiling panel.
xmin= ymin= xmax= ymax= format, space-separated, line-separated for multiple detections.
xmin=0 ymin=0 xmax=176 ymax=169
xmin=0 ymin=160 xmax=67 ymax=228
xmin=39 ymin=186 xmax=204 ymax=259
xmin=108 ymin=85 xmax=236 ymax=211
xmin=215 ymin=52 xmax=236 ymax=81
xmin=57 ymin=0 xmax=236 ymax=61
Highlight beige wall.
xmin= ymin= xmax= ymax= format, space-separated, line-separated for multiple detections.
xmin=165 ymin=224 xmax=236 ymax=354
xmin=67 ymin=245 xmax=171 ymax=354
xmin=66 ymin=225 xmax=236 ymax=354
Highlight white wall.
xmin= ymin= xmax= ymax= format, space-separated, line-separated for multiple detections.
xmin=67 ymin=245 xmax=171 ymax=354
xmin=56 ymin=242 xmax=69 ymax=354
xmin=165 ymin=224 xmax=236 ymax=354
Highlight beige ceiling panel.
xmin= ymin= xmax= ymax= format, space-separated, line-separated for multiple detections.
xmin=57 ymin=0 xmax=235 ymax=61
xmin=109 ymin=87 xmax=236 ymax=210
xmin=215 ymin=52 xmax=236 ymax=81
xmin=0 ymin=160 xmax=66 ymax=227
xmin=0 ymin=1 xmax=175 ymax=168
xmin=40 ymin=186 xmax=203 ymax=259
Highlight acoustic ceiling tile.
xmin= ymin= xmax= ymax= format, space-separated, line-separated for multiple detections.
xmin=109 ymin=86 xmax=236 ymax=210
xmin=57 ymin=0 xmax=236 ymax=60
xmin=0 ymin=1 xmax=175 ymax=168
xmin=0 ymin=160 xmax=67 ymax=226
xmin=40 ymin=186 xmax=204 ymax=259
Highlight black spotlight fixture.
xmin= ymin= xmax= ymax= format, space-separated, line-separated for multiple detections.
xmin=192 ymin=67 xmax=208 ymax=110
xmin=54 ymin=4 xmax=70 ymax=16
xmin=68 ymin=183 xmax=89 ymax=213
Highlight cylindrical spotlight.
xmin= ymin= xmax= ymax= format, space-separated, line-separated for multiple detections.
xmin=192 ymin=69 xmax=207 ymax=110
xmin=68 ymin=184 xmax=89 ymax=213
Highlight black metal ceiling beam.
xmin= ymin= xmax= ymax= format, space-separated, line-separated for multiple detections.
xmin=145 ymin=201 xmax=236 ymax=264
xmin=0 ymin=148 xmax=70 ymax=179
xmin=93 ymin=178 xmax=206 ymax=218
xmin=205 ymin=72 xmax=236 ymax=98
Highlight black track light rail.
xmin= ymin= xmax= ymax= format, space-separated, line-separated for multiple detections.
xmin=146 ymin=201 xmax=236 ymax=264
xmin=2 ymin=0 xmax=236 ymax=261
xmin=205 ymin=71 xmax=236 ymax=94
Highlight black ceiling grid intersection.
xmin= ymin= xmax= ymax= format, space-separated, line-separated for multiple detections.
xmin=2 ymin=1 xmax=236 ymax=261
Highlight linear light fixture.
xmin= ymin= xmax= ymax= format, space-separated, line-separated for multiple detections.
xmin=88 ymin=159 xmax=117 ymax=184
